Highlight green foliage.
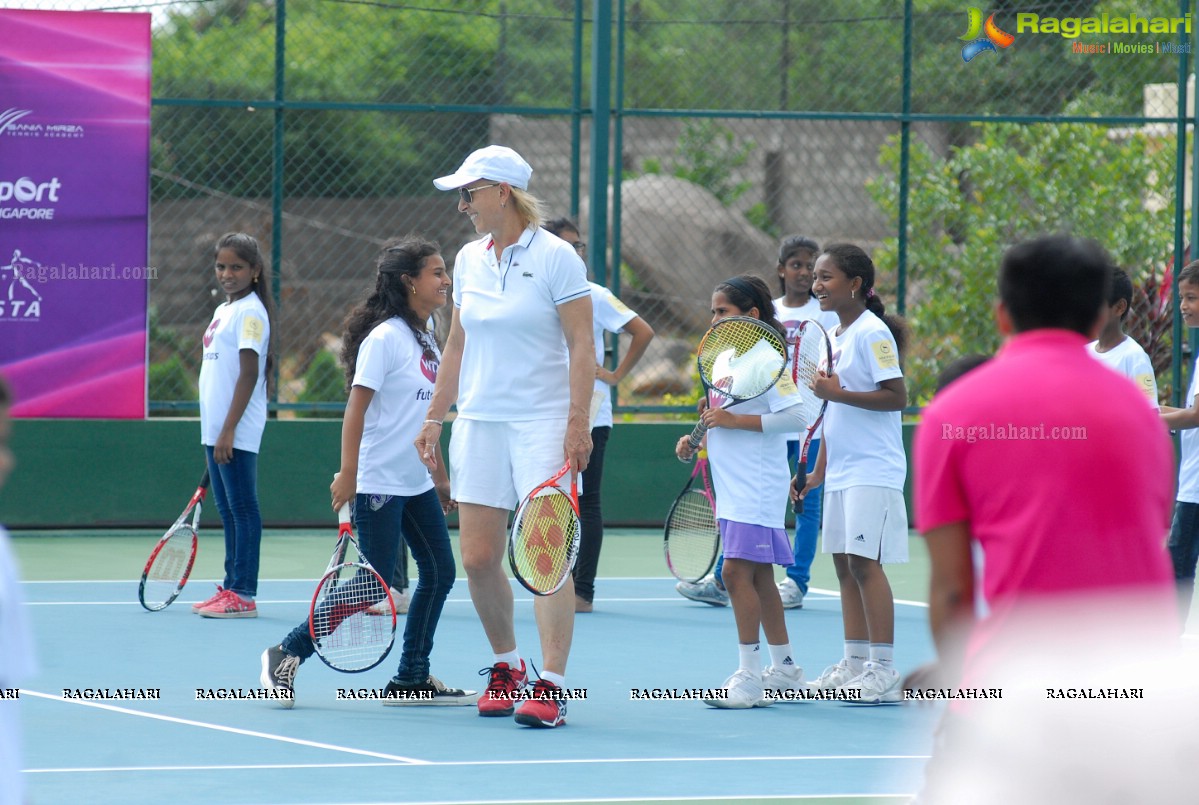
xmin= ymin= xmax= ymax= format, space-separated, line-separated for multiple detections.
xmin=295 ymin=349 xmax=346 ymax=418
xmin=867 ymin=121 xmax=1176 ymax=405
xmin=671 ymin=120 xmax=754 ymax=205
xmin=148 ymin=356 xmax=196 ymax=406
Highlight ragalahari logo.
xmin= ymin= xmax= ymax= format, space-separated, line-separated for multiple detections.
xmin=960 ymin=7 xmax=1015 ymax=62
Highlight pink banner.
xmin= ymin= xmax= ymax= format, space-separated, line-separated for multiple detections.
xmin=0 ymin=9 xmax=151 ymax=418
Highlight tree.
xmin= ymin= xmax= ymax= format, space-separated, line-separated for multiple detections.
xmin=867 ymin=121 xmax=1178 ymax=405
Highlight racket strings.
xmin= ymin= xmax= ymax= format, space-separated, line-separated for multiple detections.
xmin=698 ymin=320 xmax=786 ymax=400
xmin=793 ymin=336 xmax=832 ymax=421
xmin=665 ymin=490 xmax=719 ymax=582
xmin=512 ymin=491 xmax=579 ymax=593
xmin=311 ymin=566 xmax=392 ymax=670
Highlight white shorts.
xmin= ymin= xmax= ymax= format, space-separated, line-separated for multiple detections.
xmin=448 ymin=418 xmax=572 ymax=510
xmin=821 ymin=486 xmax=909 ymax=564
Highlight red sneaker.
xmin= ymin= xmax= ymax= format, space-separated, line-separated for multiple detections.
xmin=514 ymin=679 xmax=567 ymax=728
xmin=476 ymin=660 xmax=527 ymax=717
xmin=197 ymin=588 xmax=257 ymax=619
xmin=191 ymin=585 xmax=225 ymax=613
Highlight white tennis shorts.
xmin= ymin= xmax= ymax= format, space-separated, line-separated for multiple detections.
xmin=448 ymin=418 xmax=572 ymax=510
xmin=821 ymin=486 xmax=909 ymax=564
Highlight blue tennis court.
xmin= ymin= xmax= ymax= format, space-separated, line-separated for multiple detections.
xmin=14 ymin=530 xmax=942 ymax=805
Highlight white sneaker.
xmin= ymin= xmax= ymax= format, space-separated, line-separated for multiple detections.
xmin=777 ymin=578 xmax=804 ymax=609
xmin=837 ymin=661 xmax=903 ymax=705
xmin=367 ymin=587 xmax=408 ymax=615
xmin=761 ymin=664 xmax=808 ymax=702
xmin=676 ymin=574 xmax=729 ymax=607
xmin=703 ymin=669 xmax=768 ymax=709
xmin=807 ymin=658 xmax=860 ymax=691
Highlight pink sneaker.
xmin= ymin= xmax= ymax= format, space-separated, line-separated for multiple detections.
xmin=197 ymin=588 xmax=257 ymax=619
xmin=191 ymin=585 xmax=225 ymax=613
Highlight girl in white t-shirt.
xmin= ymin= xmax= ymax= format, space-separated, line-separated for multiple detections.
xmin=262 ymin=237 xmax=471 ymax=706
xmin=195 ymin=233 xmax=274 ymax=618
xmin=800 ymin=243 xmax=909 ymax=704
xmin=675 ymin=274 xmax=808 ymax=709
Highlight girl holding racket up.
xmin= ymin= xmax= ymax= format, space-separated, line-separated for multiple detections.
xmin=675 ymin=275 xmax=809 ymax=709
xmin=798 ymin=243 xmax=909 ymax=704
xmin=195 ymin=233 xmax=274 ymax=618
xmin=260 ymin=237 xmax=471 ymax=707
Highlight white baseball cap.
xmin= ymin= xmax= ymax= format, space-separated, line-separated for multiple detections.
xmin=433 ymin=145 xmax=533 ymax=191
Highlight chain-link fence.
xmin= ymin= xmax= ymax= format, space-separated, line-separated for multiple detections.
xmin=15 ymin=0 xmax=1194 ymax=414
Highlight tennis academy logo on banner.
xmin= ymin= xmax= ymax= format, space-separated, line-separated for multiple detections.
xmin=960 ymin=7 xmax=1015 ymax=63
xmin=0 ymin=107 xmax=85 ymax=140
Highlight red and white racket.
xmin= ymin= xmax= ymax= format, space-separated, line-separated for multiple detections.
xmin=663 ymin=448 xmax=719 ymax=582
xmin=309 ymin=503 xmax=396 ymax=672
xmin=139 ymin=470 xmax=209 ymax=611
xmin=790 ymin=320 xmax=833 ymax=514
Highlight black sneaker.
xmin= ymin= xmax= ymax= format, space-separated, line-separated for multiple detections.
xmin=382 ymin=675 xmax=478 ymax=707
xmin=259 ymin=645 xmax=300 ymax=709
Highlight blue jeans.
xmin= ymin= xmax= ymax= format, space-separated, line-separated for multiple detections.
xmin=573 ymin=425 xmax=610 ymax=603
xmin=712 ymin=438 xmax=821 ymax=592
xmin=1168 ymin=500 xmax=1199 ymax=623
xmin=205 ymin=446 xmax=262 ymax=598
xmin=784 ymin=438 xmax=822 ymax=596
xmin=282 ymin=489 xmax=455 ymax=684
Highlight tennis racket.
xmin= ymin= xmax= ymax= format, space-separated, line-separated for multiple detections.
xmin=309 ymin=503 xmax=396 ymax=673
xmin=138 ymin=470 xmax=209 ymax=611
xmin=663 ymin=448 xmax=719 ymax=582
xmin=790 ymin=320 xmax=833 ymax=515
xmin=508 ymin=462 xmax=581 ymax=596
xmin=687 ymin=315 xmax=787 ymax=450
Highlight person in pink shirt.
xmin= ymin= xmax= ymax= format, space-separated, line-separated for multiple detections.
xmin=911 ymin=235 xmax=1178 ymax=803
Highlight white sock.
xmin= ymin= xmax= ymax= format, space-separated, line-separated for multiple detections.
xmin=540 ymin=670 xmax=566 ymax=688
xmin=846 ymin=640 xmax=869 ymax=673
xmin=738 ymin=643 xmax=762 ymax=676
xmin=495 ymin=650 xmax=522 ymax=671
xmin=767 ymin=642 xmax=795 ymax=669
xmin=870 ymin=643 xmax=894 ymax=669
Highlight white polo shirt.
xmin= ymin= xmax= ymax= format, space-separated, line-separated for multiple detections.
xmin=199 ymin=293 xmax=270 ymax=453
xmin=822 ymin=310 xmax=906 ymax=493
xmin=353 ymin=318 xmax=438 ymax=496
xmin=590 ymin=282 xmax=638 ymax=429
xmin=1086 ymin=336 xmax=1159 ymax=409
xmin=452 ymin=226 xmax=591 ymax=421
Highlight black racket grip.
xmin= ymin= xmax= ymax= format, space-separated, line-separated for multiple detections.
xmin=792 ymin=470 xmax=807 ymax=515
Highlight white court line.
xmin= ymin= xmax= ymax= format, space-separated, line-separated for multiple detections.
xmin=27 ymin=753 xmax=929 ymax=774
xmin=20 ymin=691 xmax=429 ymax=765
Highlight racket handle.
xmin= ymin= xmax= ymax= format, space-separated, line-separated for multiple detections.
xmin=687 ymin=420 xmax=708 ymax=450
xmin=338 ymin=502 xmax=351 ymax=525
xmin=792 ymin=470 xmax=807 ymax=515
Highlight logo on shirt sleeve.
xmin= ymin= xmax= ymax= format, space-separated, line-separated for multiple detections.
xmin=774 ymin=374 xmax=799 ymax=397
xmin=1135 ymin=373 xmax=1155 ymax=399
xmin=871 ymin=339 xmax=899 ymax=370
xmin=241 ymin=315 xmax=264 ymax=344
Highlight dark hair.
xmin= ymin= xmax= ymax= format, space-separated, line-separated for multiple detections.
xmin=1179 ymin=259 xmax=1199 ymax=288
xmin=999 ymin=235 xmax=1112 ymax=335
xmin=543 ymin=217 xmax=579 ymax=240
xmin=776 ymin=234 xmax=819 ymax=296
xmin=935 ymin=354 xmax=990 ymax=395
xmin=820 ymin=243 xmax=908 ymax=358
xmin=340 ymin=236 xmax=441 ymax=393
xmin=1106 ymin=268 xmax=1133 ymax=321
xmin=214 ymin=232 xmax=276 ymax=390
xmin=0 ymin=372 xmax=10 ymax=406
xmin=715 ymin=274 xmax=786 ymax=339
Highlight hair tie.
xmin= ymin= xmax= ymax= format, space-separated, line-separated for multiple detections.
xmin=866 ymin=288 xmax=875 ymax=299
xmin=721 ymin=276 xmax=758 ymax=302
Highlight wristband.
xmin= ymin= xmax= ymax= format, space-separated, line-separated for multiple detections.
xmin=423 ymin=419 xmax=443 ymax=427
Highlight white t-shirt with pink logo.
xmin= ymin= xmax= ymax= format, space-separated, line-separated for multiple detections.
xmin=352 ymin=317 xmax=439 ymax=496
xmin=199 ymin=293 xmax=270 ymax=453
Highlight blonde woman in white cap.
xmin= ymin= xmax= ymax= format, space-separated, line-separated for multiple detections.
xmin=415 ymin=145 xmax=594 ymax=729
